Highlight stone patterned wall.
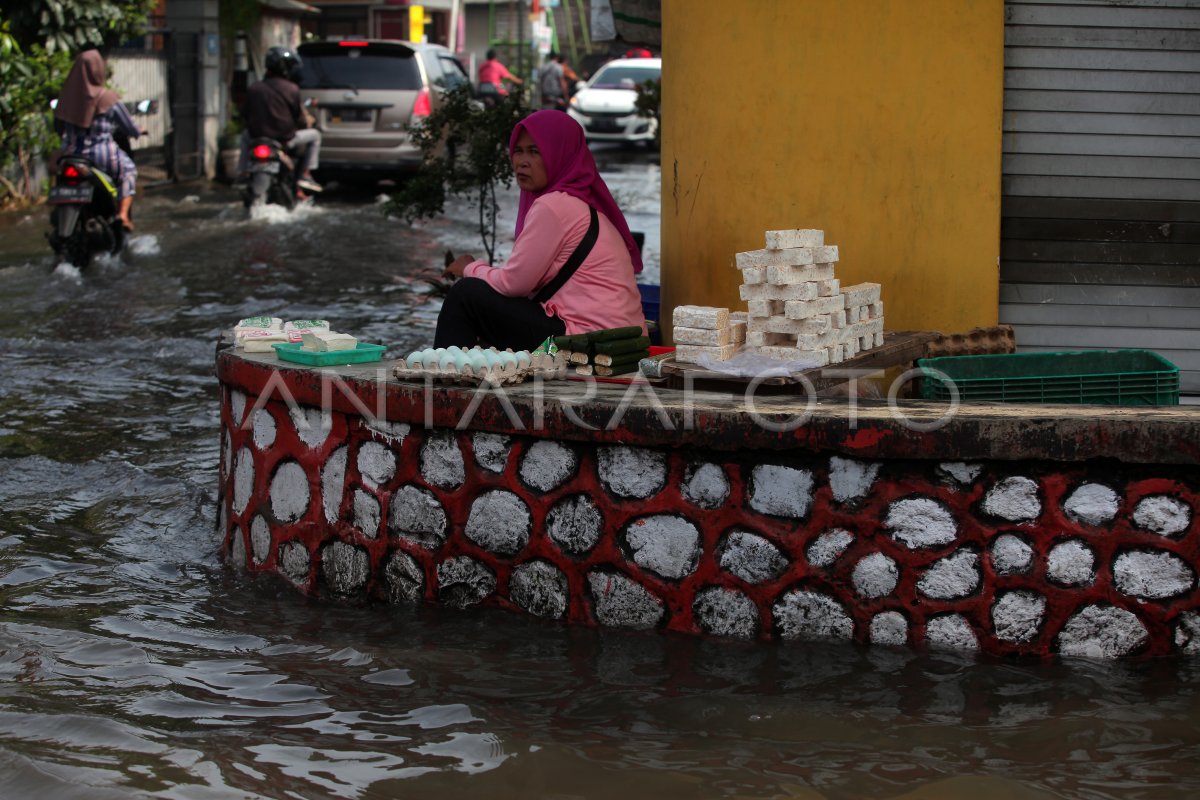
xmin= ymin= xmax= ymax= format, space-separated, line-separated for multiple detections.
xmin=218 ymin=388 xmax=1200 ymax=659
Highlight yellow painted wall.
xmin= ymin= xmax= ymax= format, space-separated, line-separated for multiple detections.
xmin=660 ymin=0 xmax=1003 ymax=335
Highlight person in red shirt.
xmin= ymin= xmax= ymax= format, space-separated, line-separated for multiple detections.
xmin=478 ymin=49 xmax=523 ymax=98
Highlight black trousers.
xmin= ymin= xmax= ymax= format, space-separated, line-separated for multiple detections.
xmin=434 ymin=277 xmax=567 ymax=351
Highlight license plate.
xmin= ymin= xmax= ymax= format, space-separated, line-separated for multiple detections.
xmin=590 ymin=118 xmax=621 ymax=133
xmin=249 ymin=161 xmax=281 ymax=174
xmin=48 ymin=184 xmax=93 ymax=204
xmin=330 ymin=108 xmax=373 ymax=124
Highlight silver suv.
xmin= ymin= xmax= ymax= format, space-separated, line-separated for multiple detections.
xmin=297 ymin=39 xmax=470 ymax=179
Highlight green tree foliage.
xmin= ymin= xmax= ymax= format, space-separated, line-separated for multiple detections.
xmin=2 ymin=0 xmax=157 ymax=53
xmin=386 ymin=87 xmax=528 ymax=264
xmin=0 ymin=22 xmax=72 ymax=204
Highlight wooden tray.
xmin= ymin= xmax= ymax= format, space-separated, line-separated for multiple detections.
xmin=659 ymin=331 xmax=940 ymax=394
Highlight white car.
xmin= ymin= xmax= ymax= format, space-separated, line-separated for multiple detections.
xmin=567 ymin=58 xmax=661 ymax=145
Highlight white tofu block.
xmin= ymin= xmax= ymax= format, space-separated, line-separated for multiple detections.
xmin=747 ymin=299 xmax=785 ymax=318
xmin=844 ymin=337 xmax=860 ymax=358
xmin=766 ymin=314 xmax=831 ymax=335
xmin=783 ymin=295 xmax=846 ymax=320
xmin=740 ymin=265 xmax=766 ymax=284
xmin=756 ymin=345 xmax=830 ymax=366
xmin=746 ymin=317 xmax=770 ymax=332
xmin=870 ymin=301 xmax=884 ymax=319
xmin=736 ymin=247 xmax=815 ymax=269
xmin=795 ymin=328 xmax=840 ymax=350
xmin=842 ymin=282 xmax=882 ymax=307
xmin=675 ymin=343 xmax=739 ymax=363
xmin=235 ymin=316 xmax=284 ymax=336
xmin=674 ymin=325 xmax=735 ymax=346
xmin=827 ymin=343 xmax=845 ymax=364
xmin=730 ymin=311 xmax=749 ymax=323
xmin=673 ymin=305 xmax=730 ymax=329
xmin=740 ymin=282 xmax=818 ymax=302
xmin=860 ymin=335 xmax=872 ymax=350
xmin=746 ymin=330 xmax=767 ymax=347
xmin=816 ymin=278 xmax=840 ymax=297
xmin=831 ymin=309 xmax=848 ymax=328
xmin=838 ymin=317 xmax=885 ymax=343
xmin=765 ymin=262 xmax=836 ymax=285
xmin=810 ymin=245 xmax=839 ymax=263
xmin=243 ymin=335 xmax=288 ymax=352
xmin=846 ymin=305 xmax=862 ymax=323
xmin=301 ymin=331 xmax=358 ymax=352
xmin=764 ymin=229 xmax=824 ymax=250
xmin=873 ymin=331 xmax=885 ymax=347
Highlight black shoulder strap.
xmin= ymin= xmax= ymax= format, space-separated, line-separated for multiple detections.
xmin=534 ymin=206 xmax=599 ymax=304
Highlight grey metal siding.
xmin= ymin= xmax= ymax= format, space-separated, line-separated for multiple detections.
xmin=1001 ymin=0 xmax=1200 ymax=396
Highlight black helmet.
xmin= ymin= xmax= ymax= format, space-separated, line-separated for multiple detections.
xmin=265 ymin=46 xmax=301 ymax=79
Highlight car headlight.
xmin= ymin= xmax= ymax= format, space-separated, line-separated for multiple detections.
xmin=569 ymin=96 xmax=578 ymax=107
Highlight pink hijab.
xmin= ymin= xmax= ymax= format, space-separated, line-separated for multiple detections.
xmin=55 ymin=50 xmax=118 ymax=129
xmin=511 ymin=110 xmax=643 ymax=273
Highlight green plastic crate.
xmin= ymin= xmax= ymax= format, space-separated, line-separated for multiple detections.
xmin=917 ymin=350 xmax=1179 ymax=406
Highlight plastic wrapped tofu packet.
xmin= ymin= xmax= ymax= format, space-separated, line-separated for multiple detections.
xmin=695 ymin=348 xmax=825 ymax=378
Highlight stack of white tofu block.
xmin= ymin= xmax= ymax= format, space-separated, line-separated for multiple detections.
xmin=671 ymin=306 xmax=748 ymax=364
xmin=737 ymin=228 xmax=883 ymax=366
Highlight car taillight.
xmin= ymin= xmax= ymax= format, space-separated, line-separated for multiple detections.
xmin=253 ymin=144 xmax=272 ymax=160
xmin=412 ymin=88 xmax=432 ymax=120
xmin=339 ymin=40 xmax=369 ymax=47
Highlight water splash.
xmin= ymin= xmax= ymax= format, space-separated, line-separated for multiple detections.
xmin=128 ymin=235 xmax=162 ymax=256
xmin=52 ymin=262 xmax=82 ymax=282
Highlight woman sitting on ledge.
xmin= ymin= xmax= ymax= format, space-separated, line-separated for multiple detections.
xmin=434 ymin=110 xmax=646 ymax=351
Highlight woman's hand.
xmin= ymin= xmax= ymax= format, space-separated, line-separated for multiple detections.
xmin=443 ymin=254 xmax=475 ymax=279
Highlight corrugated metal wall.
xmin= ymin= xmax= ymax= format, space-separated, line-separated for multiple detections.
xmin=109 ymin=53 xmax=171 ymax=151
xmin=1001 ymin=0 xmax=1200 ymax=396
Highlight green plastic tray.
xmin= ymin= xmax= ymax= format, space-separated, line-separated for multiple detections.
xmin=917 ymin=350 xmax=1179 ymax=406
xmin=272 ymin=342 xmax=386 ymax=366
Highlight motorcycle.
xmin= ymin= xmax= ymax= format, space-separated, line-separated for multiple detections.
xmin=45 ymin=98 xmax=157 ymax=268
xmin=242 ymin=137 xmax=298 ymax=211
xmin=46 ymin=156 xmax=127 ymax=268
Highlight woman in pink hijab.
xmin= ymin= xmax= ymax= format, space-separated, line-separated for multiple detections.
xmin=435 ymin=110 xmax=645 ymax=350
xmin=55 ymin=49 xmax=142 ymax=230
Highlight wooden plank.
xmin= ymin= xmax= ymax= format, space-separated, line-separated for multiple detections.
xmin=1005 ymin=24 xmax=1200 ymax=50
xmin=1005 ymin=68 xmax=1200 ymax=94
xmin=1003 ymin=131 xmax=1200 ymax=158
xmin=1009 ymin=0 xmax=1200 ymax=8
xmin=1005 ymin=89 xmax=1200 ymax=116
xmin=1005 ymin=47 xmax=1200 ymax=72
xmin=1000 ymin=261 xmax=1200 ymax=286
xmin=660 ymin=332 xmax=939 ymax=395
xmin=1000 ymin=282 xmax=1200 ymax=307
xmin=1000 ymin=302 xmax=1200 ymax=328
xmin=1001 ymin=216 xmax=1200 ymax=243
xmin=1004 ymin=110 xmax=1200 ymax=137
xmin=1004 ymin=152 xmax=1200 ymax=180
xmin=1007 ymin=3 xmax=1200 ymax=29
xmin=1002 ymin=195 xmax=1200 ymax=222
xmin=1002 ymin=175 xmax=1200 ymax=201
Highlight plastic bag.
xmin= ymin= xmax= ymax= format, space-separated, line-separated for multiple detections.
xmin=694 ymin=348 xmax=824 ymax=378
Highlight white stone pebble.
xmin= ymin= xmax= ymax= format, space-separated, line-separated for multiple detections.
xmin=992 ymin=591 xmax=1047 ymax=643
xmin=1132 ymin=495 xmax=1192 ymax=537
xmin=1057 ymin=604 xmax=1147 ymax=659
xmin=682 ymin=462 xmax=730 ymax=509
xmin=750 ymin=464 xmax=814 ymax=519
xmin=597 ymin=445 xmax=667 ymax=499
xmin=918 ymin=550 xmax=980 ymax=600
xmin=772 ymin=590 xmax=853 ymax=641
xmin=1047 ymin=539 xmax=1095 ymax=586
xmin=1113 ymin=550 xmax=1195 ymax=599
xmin=886 ymin=497 xmax=957 ymax=549
xmin=982 ymin=476 xmax=1041 ymax=522
xmin=806 ymin=529 xmax=854 ymax=567
xmin=852 ymin=552 xmax=899 ymax=598
xmin=991 ymin=534 xmax=1034 ymax=575
xmin=925 ymin=614 xmax=978 ymax=651
xmin=869 ymin=611 xmax=909 ymax=647
xmin=1063 ymin=483 xmax=1120 ymax=526
xmin=829 ymin=456 xmax=880 ymax=503
xmin=625 ymin=515 xmax=701 ymax=580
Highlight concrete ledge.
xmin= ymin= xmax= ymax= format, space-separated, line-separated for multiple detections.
xmin=215 ymin=347 xmax=1200 ymax=658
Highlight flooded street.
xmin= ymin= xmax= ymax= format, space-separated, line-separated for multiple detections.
xmin=1 ymin=148 xmax=1199 ymax=799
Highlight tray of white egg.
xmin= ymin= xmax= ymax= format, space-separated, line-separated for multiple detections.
xmin=393 ymin=346 xmax=567 ymax=385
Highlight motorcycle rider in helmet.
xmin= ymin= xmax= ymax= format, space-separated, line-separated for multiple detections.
xmin=241 ymin=46 xmax=323 ymax=195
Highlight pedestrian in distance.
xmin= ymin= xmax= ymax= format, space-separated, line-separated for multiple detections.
xmin=478 ymin=48 xmax=523 ymax=102
xmin=54 ymin=49 xmax=143 ymax=231
xmin=539 ymin=51 xmax=568 ymax=110
xmin=435 ymin=110 xmax=646 ymax=351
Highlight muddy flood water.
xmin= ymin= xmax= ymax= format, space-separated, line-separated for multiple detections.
xmin=1 ymin=151 xmax=1198 ymax=799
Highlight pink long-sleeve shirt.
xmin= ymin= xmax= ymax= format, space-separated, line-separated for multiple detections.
xmin=463 ymin=191 xmax=647 ymax=335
